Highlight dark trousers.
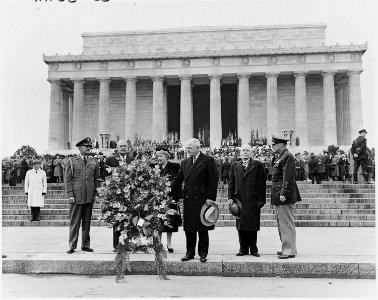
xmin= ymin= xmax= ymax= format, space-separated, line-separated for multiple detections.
xmin=309 ymin=173 xmax=320 ymax=184
xmin=30 ymin=207 xmax=40 ymax=220
xmin=68 ymin=203 xmax=93 ymax=250
xmin=113 ymin=227 xmax=120 ymax=249
xmin=353 ymin=159 xmax=369 ymax=182
xmin=238 ymin=230 xmax=258 ymax=254
xmin=185 ymin=230 xmax=209 ymax=258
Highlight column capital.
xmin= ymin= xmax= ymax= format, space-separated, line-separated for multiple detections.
xmin=237 ymin=73 xmax=250 ymax=79
xmin=179 ymin=75 xmax=192 ymax=81
xmin=151 ymin=76 xmax=164 ymax=82
xmin=47 ymin=78 xmax=62 ymax=84
xmin=97 ymin=78 xmax=111 ymax=83
xmin=209 ymin=74 xmax=222 ymax=80
xmin=347 ymin=69 xmax=363 ymax=75
xmin=293 ymin=72 xmax=308 ymax=78
xmin=123 ymin=77 xmax=137 ymax=82
xmin=71 ymin=78 xmax=85 ymax=84
xmin=265 ymin=72 xmax=279 ymax=78
xmin=321 ymin=71 xmax=337 ymax=77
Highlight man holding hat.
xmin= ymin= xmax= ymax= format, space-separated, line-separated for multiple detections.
xmin=105 ymin=139 xmax=135 ymax=252
xmin=65 ymin=137 xmax=100 ymax=254
xmin=351 ymin=129 xmax=371 ymax=184
xmin=227 ymin=144 xmax=266 ymax=257
xmin=171 ymin=138 xmax=218 ymax=263
xmin=24 ymin=160 xmax=47 ymax=221
xmin=271 ymin=134 xmax=302 ymax=259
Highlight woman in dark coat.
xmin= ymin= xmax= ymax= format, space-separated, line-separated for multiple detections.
xmin=228 ymin=144 xmax=266 ymax=256
xmin=156 ymin=150 xmax=182 ymax=252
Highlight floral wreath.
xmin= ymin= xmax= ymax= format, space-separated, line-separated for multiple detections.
xmin=96 ymin=157 xmax=178 ymax=282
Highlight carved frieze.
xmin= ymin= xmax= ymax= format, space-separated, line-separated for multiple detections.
xmin=181 ymin=59 xmax=190 ymax=67
xmin=326 ymin=54 xmax=335 ymax=62
xmin=153 ymin=59 xmax=162 ymax=68
xmin=350 ymin=52 xmax=362 ymax=61
xmin=211 ymin=57 xmax=220 ymax=65
xmin=267 ymin=55 xmax=278 ymax=64
xmin=297 ymin=54 xmax=306 ymax=63
xmin=73 ymin=62 xmax=82 ymax=70
xmin=241 ymin=57 xmax=249 ymax=65
xmin=99 ymin=62 xmax=108 ymax=70
xmin=50 ymin=63 xmax=59 ymax=71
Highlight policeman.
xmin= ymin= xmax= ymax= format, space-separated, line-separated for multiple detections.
xmin=65 ymin=137 xmax=100 ymax=254
xmin=270 ymin=134 xmax=302 ymax=259
xmin=351 ymin=129 xmax=371 ymax=184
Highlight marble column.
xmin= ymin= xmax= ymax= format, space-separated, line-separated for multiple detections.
xmin=348 ymin=69 xmax=363 ymax=138
xmin=72 ymin=79 xmax=85 ymax=145
xmin=163 ymin=84 xmax=168 ymax=140
xmin=322 ymin=72 xmax=338 ymax=145
xmin=124 ymin=77 xmax=137 ymax=141
xmin=294 ymin=72 xmax=309 ymax=147
xmin=68 ymin=92 xmax=73 ymax=148
xmin=98 ymin=78 xmax=111 ymax=148
xmin=209 ymin=74 xmax=222 ymax=148
xmin=266 ymin=73 xmax=279 ymax=144
xmin=152 ymin=77 xmax=164 ymax=141
xmin=47 ymin=79 xmax=63 ymax=150
xmin=237 ymin=74 xmax=250 ymax=145
xmin=61 ymin=89 xmax=70 ymax=149
xmin=179 ymin=76 xmax=193 ymax=143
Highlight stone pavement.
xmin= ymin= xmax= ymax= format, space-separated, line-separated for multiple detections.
xmin=2 ymin=226 xmax=376 ymax=279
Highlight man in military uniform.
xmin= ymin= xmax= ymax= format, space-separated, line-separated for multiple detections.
xmin=351 ymin=129 xmax=371 ymax=184
xmin=105 ymin=139 xmax=134 ymax=252
xmin=270 ymin=134 xmax=302 ymax=259
xmin=65 ymin=137 xmax=100 ymax=254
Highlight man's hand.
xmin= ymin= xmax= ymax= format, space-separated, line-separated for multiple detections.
xmin=206 ymin=199 xmax=215 ymax=206
xmin=353 ymin=154 xmax=358 ymax=158
xmin=25 ymin=192 xmax=28 ymax=195
xmin=280 ymin=195 xmax=286 ymax=202
xmin=69 ymin=197 xmax=75 ymax=204
xmin=42 ymin=192 xmax=46 ymax=196
xmin=227 ymin=199 xmax=234 ymax=206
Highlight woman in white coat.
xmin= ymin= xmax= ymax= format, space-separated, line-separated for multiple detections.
xmin=24 ymin=160 xmax=47 ymax=221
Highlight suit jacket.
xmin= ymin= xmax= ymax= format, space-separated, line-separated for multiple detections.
xmin=271 ymin=149 xmax=302 ymax=206
xmin=105 ymin=153 xmax=134 ymax=176
xmin=351 ymin=136 xmax=368 ymax=160
xmin=171 ymin=152 xmax=218 ymax=231
xmin=228 ymin=159 xmax=266 ymax=231
xmin=65 ymin=156 xmax=100 ymax=204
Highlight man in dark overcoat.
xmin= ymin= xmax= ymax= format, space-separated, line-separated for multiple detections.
xmin=105 ymin=139 xmax=135 ymax=251
xmin=65 ymin=137 xmax=100 ymax=254
xmin=171 ymin=138 xmax=218 ymax=262
xmin=351 ymin=129 xmax=371 ymax=184
xmin=228 ymin=144 xmax=266 ymax=256
xmin=221 ymin=157 xmax=231 ymax=185
xmin=271 ymin=134 xmax=302 ymax=259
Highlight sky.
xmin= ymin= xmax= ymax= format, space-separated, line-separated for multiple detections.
xmin=1 ymin=0 xmax=377 ymax=157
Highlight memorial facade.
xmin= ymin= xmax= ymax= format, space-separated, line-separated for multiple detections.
xmin=44 ymin=23 xmax=367 ymax=150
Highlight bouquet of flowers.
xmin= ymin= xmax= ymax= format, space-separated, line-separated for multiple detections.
xmin=96 ymin=157 xmax=175 ymax=282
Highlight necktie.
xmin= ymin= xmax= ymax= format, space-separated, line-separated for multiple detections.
xmin=242 ymin=160 xmax=249 ymax=169
xmin=193 ymin=157 xmax=196 ymax=164
xmin=84 ymin=156 xmax=87 ymax=165
xmin=35 ymin=170 xmax=37 ymax=174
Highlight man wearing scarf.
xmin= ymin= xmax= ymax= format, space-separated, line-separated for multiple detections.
xmin=271 ymin=134 xmax=302 ymax=259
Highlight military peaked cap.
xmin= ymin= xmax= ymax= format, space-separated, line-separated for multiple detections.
xmin=358 ymin=129 xmax=367 ymax=134
xmin=76 ymin=137 xmax=92 ymax=148
xmin=271 ymin=134 xmax=289 ymax=145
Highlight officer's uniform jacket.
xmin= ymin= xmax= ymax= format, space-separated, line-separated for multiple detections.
xmin=271 ymin=149 xmax=302 ymax=206
xmin=65 ymin=156 xmax=100 ymax=204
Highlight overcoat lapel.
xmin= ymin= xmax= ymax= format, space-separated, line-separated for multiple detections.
xmin=234 ymin=161 xmax=245 ymax=175
xmin=186 ymin=152 xmax=204 ymax=179
xmin=244 ymin=159 xmax=257 ymax=178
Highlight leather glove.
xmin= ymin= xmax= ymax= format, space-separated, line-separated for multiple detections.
xmin=25 ymin=192 xmax=28 ymax=195
xmin=257 ymin=201 xmax=265 ymax=208
xmin=42 ymin=193 xmax=46 ymax=196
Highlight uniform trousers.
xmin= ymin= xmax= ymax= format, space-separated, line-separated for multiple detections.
xmin=69 ymin=203 xmax=93 ymax=250
xmin=30 ymin=207 xmax=41 ymax=220
xmin=353 ymin=159 xmax=369 ymax=182
xmin=238 ymin=230 xmax=258 ymax=254
xmin=275 ymin=204 xmax=297 ymax=256
xmin=185 ymin=230 xmax=209 ymax=258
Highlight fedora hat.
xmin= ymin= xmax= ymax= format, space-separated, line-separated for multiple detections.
xmin=200 ymin=203 xmax=219 ymax=226
xmin=229 ymin=198 xmax=242 ymax=217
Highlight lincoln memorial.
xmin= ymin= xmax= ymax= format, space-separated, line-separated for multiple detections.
xmin=43 ymin=23 xmax=367 ymax=151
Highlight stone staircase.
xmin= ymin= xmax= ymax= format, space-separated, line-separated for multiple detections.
xmin=2 ymin=183 xmax=375 ymax=227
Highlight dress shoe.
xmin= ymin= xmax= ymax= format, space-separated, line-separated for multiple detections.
xmin=181 ymin=255 xmax=194 ymax=261
xmin=167 ymin=246 xmax=174 ymax=253
xmin=200 ymin=257 xmax=207 ymax=263
xmin=67 ymin=249 xmax=75 ymax=254
xmin=251 ymin=252 xmax=260 ymax=257
xmin=277 ymin=251 xmax=282 ymax=255
xmin=278 ymin=254 xmax=295 ymax=259
xmin=113 ymin=248 xmax=118 ymax=253
xmin=81 ymin=247 xmax=94 ymax=252
xmin=236 ymin=252 xmax=247 ymax=256
xmin=29 ymin=218 xmax=35 ymax=221
xmin=35 ymin=217 xmax=41 ymax=221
